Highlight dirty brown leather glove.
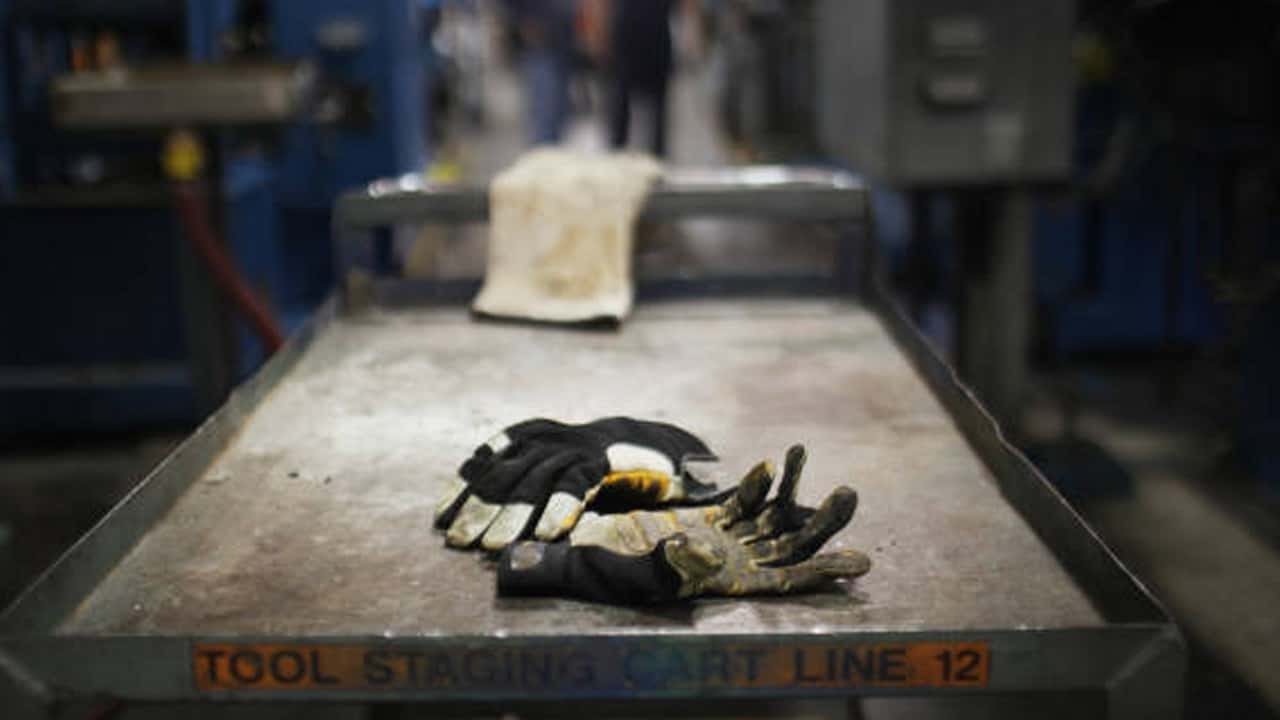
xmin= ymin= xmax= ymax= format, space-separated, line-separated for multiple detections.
xmin=496 ymin=445 xmax=870 ymax=603
xmin=434 ymin=417 xmax=721 ymax=551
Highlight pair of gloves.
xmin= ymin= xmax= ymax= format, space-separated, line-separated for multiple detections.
xmin=434 ymin=417 xmax=871 ymax=604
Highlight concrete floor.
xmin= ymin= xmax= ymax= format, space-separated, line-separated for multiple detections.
xmin=3 ymin=40 xmax=1280 ymax=720
xmin=1022 ymin=370 xmax=1280 ymax=718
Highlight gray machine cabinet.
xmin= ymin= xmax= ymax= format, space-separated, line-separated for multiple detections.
xmin=817 ymin=0 xmax=1073 ymax=185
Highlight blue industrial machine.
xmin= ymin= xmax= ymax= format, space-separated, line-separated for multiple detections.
xmin=1034 ymin=0 xmax=1280 ymax=502
xmin=0 ymin=0 xmax=429 ymax=435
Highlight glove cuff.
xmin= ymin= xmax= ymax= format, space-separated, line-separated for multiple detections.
xmin=498 ymin=540 xmax=683 ymax=604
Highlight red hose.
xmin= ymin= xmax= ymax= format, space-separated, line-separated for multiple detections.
xmin=172 ymin=181 xmax=285 ymax=354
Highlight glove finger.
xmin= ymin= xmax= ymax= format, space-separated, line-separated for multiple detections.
xmin=735 ymin=503 xmax=785 ymax=542
xmin=533 ymin=463 xmax=603 ymax=541
xmin=728 ymin=446 xmax=809 ymax=540
xmin=733 ymin=444 xmax=810 ymax=541
xmin=440 ymin=432 xmax=518 ymax=528
xmin=479 ymin=504 xmax=535 ymax=552
xmin=433 ymin=477 xmax=472 ymax=529
xmin=438 ymin=443 xmax=554 ymax=536
xmin=785 ymin=550 xmax=873 ymax=590
xmin=445 ymin=447 xmax=563 ymax=547
xmin=467 ymin=445 xmax=562 ymax=503
xmin=711 ymin=547 xmax=871 ymax=596
xmin=445 ymin=494 xmax=505 ymax=548
xmin=480 ymin=451 xmax=585 ymax=552
xmin=737 ymin=498 xmax=815 ymax=542
xmin=776 ymin=444 xmax=806 ymax=506
xmin=718 ymin=460 xmax=774 ymax=530
xmin=731 ymin=503 xmax=802 ymax=543
xmin=750 ymin=486 xmax=858 ymax=566
xmin=807 ymin=549 xmax=872 ymax=578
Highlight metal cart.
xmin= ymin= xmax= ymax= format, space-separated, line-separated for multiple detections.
xmin=0 ymin=169 xmax=1183 ymax=718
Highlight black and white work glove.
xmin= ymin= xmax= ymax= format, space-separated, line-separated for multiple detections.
xmin=434 ymin=417 xmax=721 ymax=551
xmin=496 ymin=445 xmax=871 ymax=604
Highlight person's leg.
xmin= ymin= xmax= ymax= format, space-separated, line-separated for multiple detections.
xmin=608 ymin=71 xmax=632 ymax=149
xmin=549 ymin=51 xmax=571 ymax=140
xmin=649 ymin=73 xmax=670 ymax=157
xmin=525 ymin=49 xmax=564 ymax=144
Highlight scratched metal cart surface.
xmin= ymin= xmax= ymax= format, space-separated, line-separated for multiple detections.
xmin=0 ymin=169 xmax=1182 ymax=717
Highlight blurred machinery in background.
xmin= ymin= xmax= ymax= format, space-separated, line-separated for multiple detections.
xmin=0 ymin=0 xmax=429 ymax=435
xmin=1086 ymin=0 xmax=1280 ymax=499
xmin=1029 ymin=0 xmax=1280 ymax=502
xmin=813 ymin=0 xmax=1280 ymax=503
xmin=816 ymin=0 xmax=1072 ymax=185
xmin=816 ymin=0 xmax=1074 ymax=426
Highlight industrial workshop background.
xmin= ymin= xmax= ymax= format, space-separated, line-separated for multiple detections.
xmin=1 ymin=0 xmax=1279 ymax=718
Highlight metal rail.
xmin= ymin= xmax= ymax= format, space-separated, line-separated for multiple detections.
xmin=335 ymin=166 xmax=869 ymax=227
xmin=51 ymin=62 xmax=314 ymax=128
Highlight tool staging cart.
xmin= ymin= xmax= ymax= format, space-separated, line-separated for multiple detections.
xmin=0 ymin=169 xmax=1182 ymax=718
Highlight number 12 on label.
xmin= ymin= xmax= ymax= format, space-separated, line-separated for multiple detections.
xmin=935 ymin=648 xmax=985 ymax=684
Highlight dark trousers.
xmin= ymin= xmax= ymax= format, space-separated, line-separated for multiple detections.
xmin=608 ymin=72 xmax=669 ymax=157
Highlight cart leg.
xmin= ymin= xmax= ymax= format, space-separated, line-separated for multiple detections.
xmin=1107 ymin=630 xmax=1186 ymax=720
xmin=954 ymin=187 xmax=1032 ymax=427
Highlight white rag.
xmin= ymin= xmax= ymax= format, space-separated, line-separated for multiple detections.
xmin=472 ymin=149 xmax=662 ymax=323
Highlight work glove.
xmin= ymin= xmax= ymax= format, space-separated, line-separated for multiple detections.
xmin=434 ymin=417 xmax=721 ymax=551
xmin=496 ymin=445 xmax=871 ymax=604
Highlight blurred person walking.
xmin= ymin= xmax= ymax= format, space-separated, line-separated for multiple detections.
xmin=606 ymin=0 xmax=675 ymax=156
xmin=506 ymin=0 xmax=577 ymax=144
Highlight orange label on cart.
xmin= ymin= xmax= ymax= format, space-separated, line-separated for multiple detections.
xmin=749 ymin=642 xmax=989 ymax=688
xmin=193 ymin=641 xmax=990 ymax=693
